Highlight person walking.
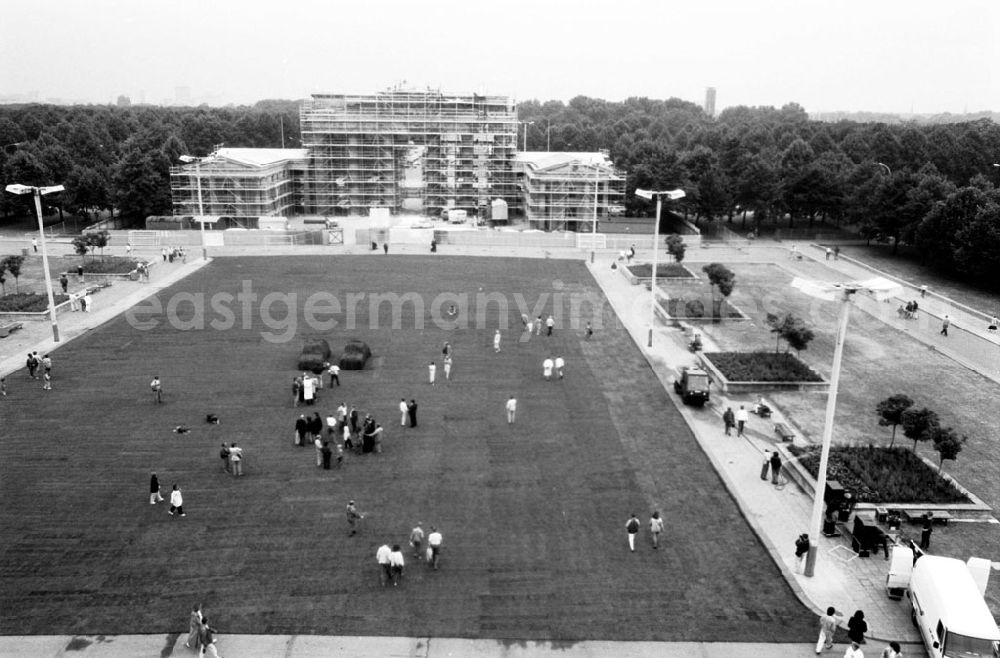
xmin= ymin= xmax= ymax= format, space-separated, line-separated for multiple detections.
xmin=376 ymin=543 xmax=392 ymax=587
xmin=294 ymin=414 xmax=308 ymax=446
xmin=649 ymin=511 xmax=664 ymax=549
xmin=399 ymin=399 xmax=408 ymax=426
xmin=535 ymin=316 xmax=543 ymax=336
xmin=389 ymin=544 xmax=405 ymax=586
xmin=443 ymin=354 xmax=453 ymax=381
xmin=42 ymin=371 xmax=51 ymax=391
xmin=815 ymin=606 xmax=842 ymax=654
xmin=554 ymin=356 xmax=565 ymax=379
xmin=940 ymin=315 xmax=950 ymax=336
xmin=427 ymin=526 xmax=443 ymax=569
xmin=722 ymin=407 xmax=735 ymax=436
xmin=59 ymin=273 xmax=68 ymax=293
xmin=410 ymin=523 xmax=425 ymax=559
xmin=428 ymin=361 xmax=436 ymax=385
xmin=493 ymin=329 xmax=501 ymax=353
xmin=42 ymin=354 xmax=52 ymax=378
xmin=505 ymin=395 xmax=517 ymax=424
xmin=879 ymin=641 xmax=901 ymax=658
xmin=626 ymin=513 xmax=640 ymax=552
xmin=185 ymin=603 xmax=203 ymax=650
xmin=407 ymin=399 xmax=418 ymax=428
xmin=542 ymin=357 xmax=554 ymax=381
xmin=32 ymin=237 xmax=38 ymax=253
xmin=735 ymin=405 xmax=749 ymax=436
xmin=545 ymin=315 xmax=554 ymax=336
xmin=149 ymin=472 xmax=164 ymax=504
xmin=843 ymin=641 xmax=864 ymax=658
xmin=847 ymin=610 xmax=868 ymax=646
xmin=346 ymin=500 xmax=363 ymax=536
xmin=342 ymin=422 xmax=353 ymax=452
xmin=150 ymin=376 xmax=163 ymax=403
xmin=327 ymin=362 xmax=340 ymax=387
xmin=314 ymin=435 xmax=324 ymax=467
xmin=349 ymin=406 xmax=359 ymax=434
xmin=229 ymin=443 xmax=243 ymax=476
xmin=795 ymin=533 xmax=810 ymax=573
xmin=321 ymin=442 xmax=333 ymax=469
xmin=919 ymin=512 xmax=933 ymax=550
xmin=198 ymin=616 xmax=222 ymax=658
xmin=168 ymin=484 xmax=185 ymax=516
xmin=26 ymin=353 xmax=38 ymax=379
xmin=770 ymin=450 xmax=782 ymax=485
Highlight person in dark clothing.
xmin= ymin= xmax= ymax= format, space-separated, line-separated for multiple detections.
xmin=59 ymin=273 xmax=68 ymax=293
xmin=310 ymin=412 xmax=324 ymax=442
xmin=722 ymin=407 xmax=735 ymax=436
xmin=349 ymin=407 xmax=359 ymax=434
xmin=408 ymin=399 xmax=418 ymax=427
xmin=846 ymin=610 xmax=867 ymax=645
xmin=919 ymin=513 xmax=933 ymax=550
xmin=321 ymin=442 xmax=333 ymax=469
xmin=769 ymin=451 xmax=782 ymax=485
xmin=294 ymin=415 xmax=308 ymax=446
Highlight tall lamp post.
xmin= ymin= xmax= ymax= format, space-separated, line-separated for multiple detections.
xmin=178 ymin=154 xmax=210 ymax=260
xmin=635 ymin=188 xmax=686 ymax=347
xmin=791 ymin=276 xmax=902 ymax=577
xmin=5 ymin=183 xmax=65 ymax=342
xmin=520 ymin=121 xmax=534 ymax=152
xmin=590 ymin=156 xmax=602 ymax=264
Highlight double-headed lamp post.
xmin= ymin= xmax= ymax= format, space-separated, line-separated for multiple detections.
xmin=790 ymin=276 xmax=902 ymax=577
xmin=5 ymin=183 xmax=65 ymax=342
xmin=635 ymin=188 xmax=686 ymax=347
xmin=178 ymin=154 xmax=209 ymax=260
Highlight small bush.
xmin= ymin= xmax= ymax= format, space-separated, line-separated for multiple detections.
xmin=788 ymin=445 xmax=969 ymax=504
xmin=0 ymin=293 xmax=71 ymax=313
xmin=301 ymin=339 xmax=331 ymax=360
xmin=665 ymin=297 xmax=741 ymax=320
xmin=339 ymin=352 xmax=368 ymax=371
xmin=685 ymin=299 xmax=705 ymax=318
xmin=704 ymin=351 xmax=822 ymax=382
xmin=297 ymin=353 xmax=328 ymax=373
xmin=343 ymin=339 xmax=372 ymax=359
xmin=80 ymin=258 xmax=142 ymax=274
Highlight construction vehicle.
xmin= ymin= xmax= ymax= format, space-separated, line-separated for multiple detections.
xmin=673 ymin=367 xmax=711 ymax=407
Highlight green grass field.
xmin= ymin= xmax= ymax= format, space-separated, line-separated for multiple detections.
xmin=0 ymin=256 xmax=816 ymax=641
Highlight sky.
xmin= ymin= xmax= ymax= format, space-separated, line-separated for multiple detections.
xmin=1 ymin=0 xmax=997 ymax=114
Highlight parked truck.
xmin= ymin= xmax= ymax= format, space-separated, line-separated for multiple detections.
xmin=673 ymin=367 xmax=711 ymax=407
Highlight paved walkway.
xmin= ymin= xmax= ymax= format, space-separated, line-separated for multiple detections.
xmin=0 ymin=241 xmax=933 ymax=657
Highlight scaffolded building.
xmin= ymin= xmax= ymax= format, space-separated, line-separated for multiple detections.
xmin=299 ymin=88 xmax=519 ymax=217
xmin=170 ymin=148 xmax=308 ymax=219
xmin=517 ymin=152 xmax=626 ymax=231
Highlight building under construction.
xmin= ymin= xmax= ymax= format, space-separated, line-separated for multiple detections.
xmin=517 ymin=151 xmax=626 ymax=231
xmin=299 ymin=88 xmax=519 ymax=217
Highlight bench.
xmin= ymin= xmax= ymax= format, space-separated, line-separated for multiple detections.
xmin=902 ymin=510 xmax=952 ymax=526
xmin=0 ymin=322 xmax=24 ymax=338
xmin=773 ymin=422 xmax=795 ymax=442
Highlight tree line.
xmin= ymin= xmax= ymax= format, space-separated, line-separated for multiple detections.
xmin=1 ymin=96 xmax=998 ymax=284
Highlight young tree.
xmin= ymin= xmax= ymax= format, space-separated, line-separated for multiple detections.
xmin=931 ymin=427 xmax=966 ymax=472
xmin=766 ymin=313 xmax=815 ymax=354
xmin=1 ymin=254 xmax=25 ymax=293
xmin=86 ymin=230 xmax=111 ymax=260
xmin=901 ymin=407 xmax=940 ymax=453
xmin=665 ymin=234 xmax=686 ymax=263
xmin=702 ymin=263 xmax=735 ymax=321
xmin=72 ymin=236 xmax=90 ymax=262
xmin=876 ymin=394 xmax=914 ymax=447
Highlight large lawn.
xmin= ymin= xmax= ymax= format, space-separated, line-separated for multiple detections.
xmin=0 ymin=256 xmax=816 ymax=641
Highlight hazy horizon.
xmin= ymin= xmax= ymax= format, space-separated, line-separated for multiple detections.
xmin=1 ymin=0 xmax=997 ymax=115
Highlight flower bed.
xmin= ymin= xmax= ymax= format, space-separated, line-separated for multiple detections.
xmin=661 ymin=297 xmax=743 ymax=320
xmin=0 ymin=293 xmax=71 ymax=313
xmin=79 ymin=258 xmax=142 ymax=274
xmin=788 ymin=445 xmax=969 ymax=504
xmin=625 ymin=263 xmax=694 ymax=279
xmin=704 ymin=351 xmax=822 ymax=382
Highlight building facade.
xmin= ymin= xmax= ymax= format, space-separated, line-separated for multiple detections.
xmin=517 ymin=151 xmax=626 ymax=231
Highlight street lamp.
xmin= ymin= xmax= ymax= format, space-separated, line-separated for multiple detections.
xmin=4 ymin=183 xmax=65 ymax=342
xmin=520 ymin=121 xmax=534 ymax=152
xmin=790 ymin=276 xmax=902 ymax=577
xmin=178 ymin=154 xmax=210 ymax=260
xmin=635 ymin=188 xmax=686 ymax=347
xmin=590 ymin=156 xmax=602 ymax=264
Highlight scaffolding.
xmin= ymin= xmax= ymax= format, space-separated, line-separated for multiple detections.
xmin=299 ymin=88 xmax=519 ymax=217
xmin=518 ymin=152 xmax=627 ymax=231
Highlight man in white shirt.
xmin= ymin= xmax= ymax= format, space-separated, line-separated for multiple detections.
xmin=428 ymin=361 xmax=436 ymax=385
xmin=399 ymin=399 xmax=408 ymax=426
xmin=493 ymin=329 xmax=501 ymax=353
xmin=328 ymin=362 xmax=340 ymax=387
xmin=388 ymin=544 xmax=405 ymax=586
xmin=542 ymin=357 xmax=554 ymax=380
xmin=842 ymin=641 xmax=863 ymax=658
xmin=376 ymin=543 xmax=392 ymax=587
xmin=506 ymin=396 xmax=517 ymax=424
xmin=545 ymin=315 xmax=554 ymax=336
xmin=554 ymin=356 xmax=565 ymax=379
xmin=427 ymin=527 xmax=443 ymax=569
xmin=735 ymin=405 xmax=749 ymax=437
xmin=443 ymin=355 xmax=452 ymax=381
xmin=229 ymin=443 xmax=244 ymax=476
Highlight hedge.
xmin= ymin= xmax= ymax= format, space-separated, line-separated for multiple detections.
xmin=705 ymin=351 xmax=822 ymax=382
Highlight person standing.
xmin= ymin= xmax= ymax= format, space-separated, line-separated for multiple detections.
xmin=32 ymin=237 xmax=38 ymax=253
xmin=59 ymin=273 xmax=68 ymax=293
xmin=410 ymin=523 xmax=425 ymax=559
xmin=770 ymin=451 xmax=782 ymax=485
xmin=42 ymin=372 xmax=51 ymax=391
xmin=342 ymin=422 xmax=353 ymax=452
xmin=346 ymin=500 xmax=363 ymax=536
xmin=542 ymin=357 xmax=554 ymax=381
xmin=372 ymin=424 xmax=384 ymax=454
xmin=825 ymin=247 xmax=832 ymax=260
xmin=161 ymin=247 xmax=168 ymax=262
xmin=321 ymin=442 xmax=333 ymax=469
xmin=26 ymin=353 xmax=38 ymax=379
xmin=428 ymin=361 xmax=437 ymax=385
xmin=505 ymin=395 xmax=517 ymax=424
xmin=350 ymin=406 xmax=359 ymax=433
xmin=535 ymin=316 xmax=543 ymax=336
xmin=649 ymin=511 xmax=664 ymax=549
xmin=314 ymin=435 xmax=324 ymax=467
xmin=42 ymin=354 xmax=52 ymax=378
xmin=920 ymin=284 xmax=927 ymax=298
xmin=940 ymin=315 xmax=950 ymax=336
xmin=626 ymin=513 xmax=640 ymax=552
xmin=149 ymin=472 xmax=164 ymax=504
xmin=291 ymin=377 xmax=301 ymax=407
xmin=554 ymin=356 xmax=565 ymax=379
xmin=168 ymin=484 xmax=185 ymax=516
xmin=843 ymin=641 xmax=863 ymax=658
xmin=443 ymin=354 xmax=453 ymax=381
xmin=220 ymin=443 xmax=231 ymax=473
xmin=399 ymin=399 xmax=408 ymax=426
xmin=294 ymin=414 xmax=308 ymax=446
xmin=408 ymin=399 xmax=418 ymax=428
xmin=328 ymin=362 xmax=340 ymax=387
xmin=815 ymin=606 xmax=842 ymax=654
xmin=150 ymin=376 xmax=163 ymax=403
xmin=427 ymin=526 xmax=443 ymax=569
xmin=794 ymin=533 xmax=810 ymax=573
xmin=229 ymin=443 xmax=243 ymax=477
xmin=585 ymin=322 xmax=593 ymax=340
xmin=880 ymin=641 xmax=902 ymax=658
xmin=185 ymin=603 xmax=203 ymax=650
xmin=389 ymin=544 xmax=405 ymax=586
xmin=722 ymin=407 xmax=735 ymax=436
xmin=545 ymin=315 xmax=554 ymax=336
xmin=846 ymin=610 xmax=868 ymax=646
xmin=376 ymin=543 xmax=392 ymax=587
xmin=493 ymin=329 xmax=501 ymax=353
xmin=735 ymin=405 xmax=749 ymax=437
xmin=919 ymin=513 xmax=933 ymax=550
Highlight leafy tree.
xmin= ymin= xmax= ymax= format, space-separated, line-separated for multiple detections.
xmin=876 ymin=394 xmax=914 ymax=447
xmin=2 ymin=255 xmax=25 ymax=293
xmin=702 ymin=263 xmax=735 ymax=321
xmin=86 ymin=230 xmax=111 ymax=260
xmin=665 ymin=234 xmax=686 ymax=263
xmin=901 ymin=407 xmax=940 ymax=453
xmin=931 ymin=427 xmax=966 ymax=472
xmin=111 ymin=148 xmax=172 ymax=222
xmin=766 ymin=313 xmax=815 ymax=354
xmin=72 ymin=236 xmax=90 ymax=262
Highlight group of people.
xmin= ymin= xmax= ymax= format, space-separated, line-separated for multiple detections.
xmin=162 ymin=246 xmax=187 ymax=263
xmin=896 ymin=300 xmax=920 ymax=320
xmin=24 ymin=351 xmax=53 ymax=390
xmin=374 ymin=522 xmax=444 ymax=586
xmin=624 ymin=511 xmax=664 ymax=551
xmin=217 ymin=442 xmax=244 ymax=476
xmin=520 ymin=314 xmax=556 ymax=338
xmin=184 ymin=604 xmax=223 ymax=657
xmin=815 ymin=606 xmax=902 ymax=657
xmin=291 ymin=372 xmax=324 ymax=406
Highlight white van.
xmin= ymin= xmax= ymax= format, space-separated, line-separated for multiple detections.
xmin=908 ymin=555 xmax=1000 ymax=657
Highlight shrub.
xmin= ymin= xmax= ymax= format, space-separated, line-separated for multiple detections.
xmin=0 ymin=293 xmax=71 ymax=313
xmin=339 ymin=339 xmax=372 ymax=370
xmin=789 ymin=445 xmax=969 ymax=504
xmin=684 ymin=299 xmax=705 ymax=318
xmin=703 ymin=351 xmax=822 ymax=382
xmin=301 ymin=339 xmax=332 ymax=360
xmin=297 ymin=353 xmax=328 ymax=373
xmin=80 ymin=258 xmax=142 ymax=274
xmin=342 ymin=339 xmax=371 ymax=359
xmin=625 ymin=263 xmax=693 ymax=279
xmin=664 ymin=297 xmax=741 ymax=320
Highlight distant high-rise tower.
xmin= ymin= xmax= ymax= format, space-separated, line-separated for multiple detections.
xmin=704 ymin=87 xmax=716 ymax=117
